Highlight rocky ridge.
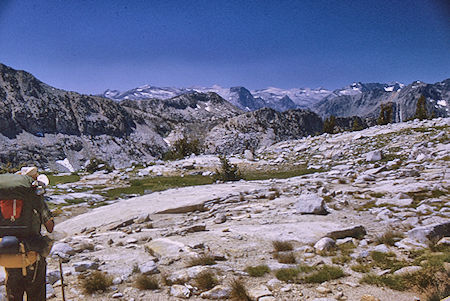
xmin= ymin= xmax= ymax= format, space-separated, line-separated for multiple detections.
xmin=0 ymin=117 xmax=446 ymax=300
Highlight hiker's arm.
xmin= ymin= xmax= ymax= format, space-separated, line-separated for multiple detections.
xmin=40 ymin=196 xmax=54 ymax=233
xmin=45 ymin=219 xmax=54 ymax=233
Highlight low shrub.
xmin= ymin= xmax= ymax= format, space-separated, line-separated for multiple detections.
xmin=272 ymin=240 xmax=293 ymax=252
xmin=135 ymin=274 xmax=159 ymax=290
xmin=229 ymin=278 xmax=251 ymax=300
xmin=80 ymin=271 xmax=113 ymax=294
xmin=275 ymin=252 xmax=296 ymax=264
xmin=186 ymin=254 xmax=216 ymax=267
xmin=275 ymin=268 xmax=300 ymax=282
xmin=194 ymin=271 xmax=218 ymax=291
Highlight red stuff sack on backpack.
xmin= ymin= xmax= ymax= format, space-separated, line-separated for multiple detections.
xmin=0 ymin=200 xmax=24 ymax=221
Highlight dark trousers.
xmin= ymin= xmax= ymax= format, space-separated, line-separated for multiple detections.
xmin=5 ymin=257 xmax=46 ymax=301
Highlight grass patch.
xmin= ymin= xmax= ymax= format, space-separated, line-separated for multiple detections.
xmin=375 ymin=229 xmax=405 ymax=246
xmin=332 ymin=254 xmax=351 ymax=265
xmin=244 ymin=265 xmax=270 ymax=277
xmin=79 ymin=271 xmax=113 ymax=294
xmin=369 ymin=192 xmax=386 ymax=198
xmin=351 ymin=263 xmax=371 ymax=273
xmin=103 ymin=175 xmax=214 ymax=200
xmin=193 ymin=271 xmax=218 ymax=291
xmin=48 ymin=173 xmax=80 ymax=185
xmin=229 ymin=278 xmax=251 ymax=301
xmin=272 ymin=240 xmax=294 ymax=252
xmin=303 ymin=265 xmax=345 ymax=283
xmin=65 ymin=198 xmax=86 ymax=205
xmin=370 ymin=251 xmax=407 ymax=271
xmin=135 ymin=274 xmax=159 ymax=290
xmin=360 ymin=273 xmax=407 ymax=291
xmin=356 ymin=200 xmax=377 ymax=211
xmin=275 ymin=267 xmax=300 ymax=282
xmin=186 ymin=254 xmax=216 ymax=267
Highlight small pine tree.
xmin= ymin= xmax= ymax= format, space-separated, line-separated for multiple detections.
xmin=377 ymin=103 xmax=393 ymax=125
xmin=163 ymin=137 xmax=201 ymax=160
xmin=214 ymin=156 xmax=242 ymax=182
xmin=414 ymin=95 xmax=428 ymax=120
xmin=323 ymin=115 xmax=336 ymax=134
xmin=352 ymin=118 xmax=363 ymax=131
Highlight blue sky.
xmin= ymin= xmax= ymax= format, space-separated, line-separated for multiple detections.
xmin=0 ymin=0 xmax=449 ymax=94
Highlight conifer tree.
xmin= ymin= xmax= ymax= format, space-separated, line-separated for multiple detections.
xmin=323 ymin=115 xmax=336 ymax=134
xmin=414 ymin=95 xmax=428 ymax=120
xmin=377 ymin=103 xmax=393 ymax=125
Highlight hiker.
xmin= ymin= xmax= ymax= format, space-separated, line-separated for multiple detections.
xmin=0 ymin=166 xmax=54 ymax=301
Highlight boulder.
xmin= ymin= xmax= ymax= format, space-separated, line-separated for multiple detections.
xmin=296 ymin=193 xmax=329 ymax=215
xmin=200 ymin=285 xmax=231 ymax=299
xmin=145 ymin=238 xmax=195 ymax=260
xmin=170 ymin=284 xmax=191 ymax=299
xmin=314 ymin=237 xmax=336 ymax=253
xmin=407 ymin=221 xmax=450 ymax=244
xmin=326 ymin=225 xmax=366 ymax=239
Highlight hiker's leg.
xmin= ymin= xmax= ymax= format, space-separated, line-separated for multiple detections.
xmin=5 ymin=268 xmax=25 ymax=301
xmin=25 ymin=258 xmax=47 ymax=301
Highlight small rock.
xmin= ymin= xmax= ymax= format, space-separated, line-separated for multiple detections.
xmin=316 ymin=285 xmax=331 ymax=294
xmin=214 ymin=213 xmax=227 ymax=224
xmin=50 ymin=243 xmax=75 ymax=257
xmin=373 ymin=244 xmax=390 ymax=253
xmin=46 ymin=270 xmax=61 ymax=285
xmin=135 ymin=213 xmax=151 ymax=224
xmin=112 ymin=277 xmax=123 ymax=285
xmin=280 ymin=284 xmax=292 ymax=292
xmin=266 ymin=278 xmax=282 ymax=290
xmin=366 ymin=150 xmax=382 ymax=162
xmin=170 ymin=284 xmax=191 ymax=299
xmin=248 ymin=285 xmax=272 ymax=300
xmin=112 ymin=292 xmax=123 ymax=298
xmin=140 ymin=260 xmax=158 ymax=275
xmin=244 ymin=150 xmax=254 ymax=161
xmin=259 ymin=297 xmax=276 ymax=301
xmin=436 ymin=237 xmax=450 ymax=246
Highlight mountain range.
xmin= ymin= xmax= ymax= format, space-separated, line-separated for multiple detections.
xmin=0 ymin=62 xmax=448 ymax=171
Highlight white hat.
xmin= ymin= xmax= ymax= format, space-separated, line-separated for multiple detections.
xmin=18 ymin=166 xmax=38 ymax=178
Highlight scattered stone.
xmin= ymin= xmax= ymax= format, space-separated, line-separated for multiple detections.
xmin=436 ymin=237 xmax=450 ymax=246
xmin=360 ymin=295 xmax=380 ymax=301
xmin=145 ymin=238 xmax=194 ymax=260
xmin=112 ymin=277 xmax=123 ymax=285
xmin=316 ymin=285 xmax=332 ymax=294
xmin=46 ymin=270 xmax=61 ymax=285
xmin=296 ymin=193 xmax=329 ymax=215
xmin=46 ymin=284 xmax=55 ymax=299
xmin=200 ymin=285 xmax=231 ymax=299
xmin=266 ymin=279 xmax=282 ymax=290
xmin=170 ymin=284 xmax=191 ymax=299
xmin=112 ymin=292 xmax=123 ymax=298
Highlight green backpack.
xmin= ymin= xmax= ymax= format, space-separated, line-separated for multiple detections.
xmin=0 ymin=174 xmax=39 ymax=238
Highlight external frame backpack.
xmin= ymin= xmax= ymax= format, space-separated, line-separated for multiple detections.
xmin=0 ymin=173 xmax=38 ymax=238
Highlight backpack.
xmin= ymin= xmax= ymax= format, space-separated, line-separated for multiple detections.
xmin=0 ymin=173 xmax=38 ymax=239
